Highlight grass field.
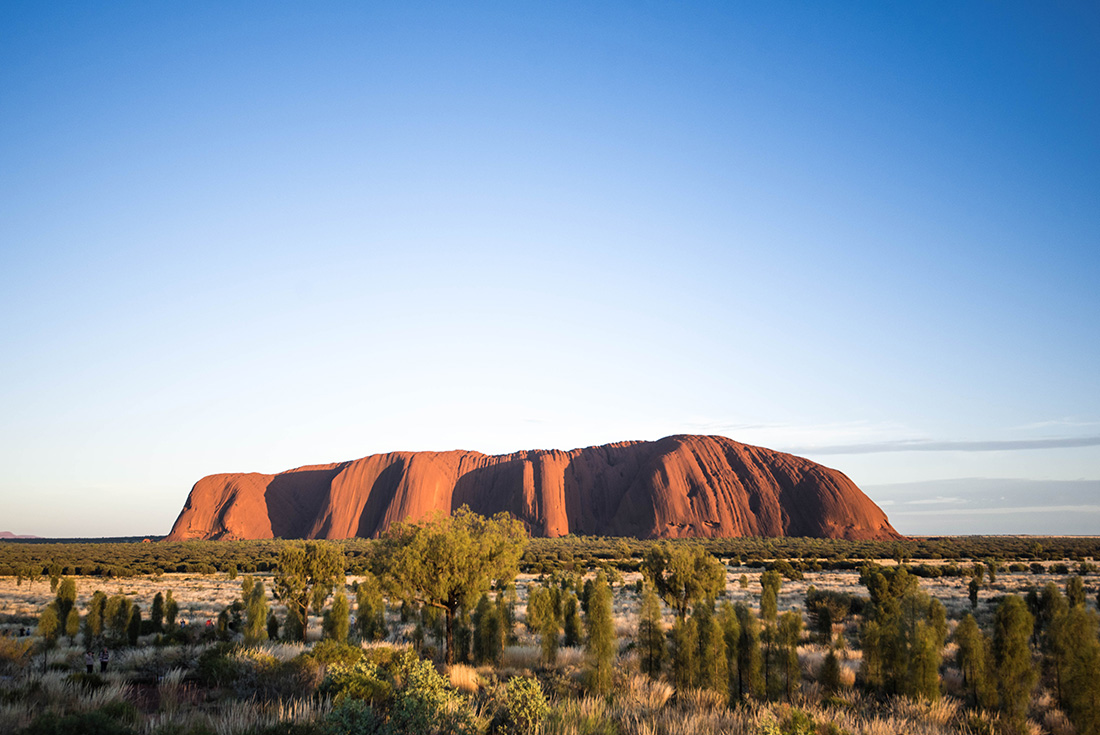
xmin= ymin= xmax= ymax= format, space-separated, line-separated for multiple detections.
xmin=1 ymin=553 xmax=1096 ymax=735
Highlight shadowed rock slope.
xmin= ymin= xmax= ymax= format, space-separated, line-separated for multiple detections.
xmin=166 ymin=435 xmax=901 ymax=541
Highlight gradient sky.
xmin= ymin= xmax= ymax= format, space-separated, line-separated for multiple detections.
xmin=2 ymin=2 xmax=1098 ymax=537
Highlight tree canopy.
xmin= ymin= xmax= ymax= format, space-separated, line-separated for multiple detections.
xmin=273 ymin=541 xmax=345 ymax=641
xmin=375 ymin=506 xmax=527 ymax=664
xmin=642 ymin=542 xmax=726 ymax=619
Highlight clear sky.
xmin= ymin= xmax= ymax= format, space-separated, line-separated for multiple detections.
xmin=1 ymin=2 xmax=1098 ymax=537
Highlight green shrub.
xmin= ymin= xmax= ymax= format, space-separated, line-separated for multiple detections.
xmin=501 ymin=676 xmax=548 ymax=735
xmin=309 ymin=639 xmax=362 ymax=667
xmin=321 ymin=658 xmax=392 ymax=706
xmin=196 ymin=642 xmax=238 ymax=687
xmin=323 ymin=699 xmax=387 ymax=735
xmin=19 ymin=704 xmax=138 ymax=735
xmin=320 ymin=650 xmax=474 ymax=735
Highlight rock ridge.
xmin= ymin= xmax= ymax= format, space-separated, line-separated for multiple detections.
xmin=166 ymin=435 xmax=901 ymax=541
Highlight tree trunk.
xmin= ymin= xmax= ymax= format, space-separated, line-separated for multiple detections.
xmin=445 ymin=606 xmax=455 ymax=665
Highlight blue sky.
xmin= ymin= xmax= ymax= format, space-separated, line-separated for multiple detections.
xmin=1 ymin=2 xmax=1098 ymax=537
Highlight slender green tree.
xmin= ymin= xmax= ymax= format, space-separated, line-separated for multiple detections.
xmin=284 ymin=607 xmax=304 ymax=642
xmin=150 ymin=592 xmax=165 ymax=633
xmin=355 ymin=573 xmax=387 ymax=642
xmin=244 ymin=579 xmax=269 ymax=645
xmin=585 ymin=571 xmax=616 ymax=695
xmin=1050 ymin=605 xmax=1100 ymax=735
xmin=528 ymin=585 xmax=560 ymax=665
xmin=499 ymin=584 xmax=518 ymax=644
xmin=1067 ymin=575 xmax=1086 ymax=608
xmin=694 ymin=603 xmax=728 ymax=697
xmin=637 ymin=584 xmax=667 ymax=679
xmin=266 ymin=610 xmax=280 ymax=641
xmin=472 ymin=593 xmax=504 ymax=665
xmin=322 ymin=591 xmax=350 ymax=642
xmin=105 ymin=595 xmax=132 ymax=645
xmin=37 ymin=603 xmax=60 ymax=672
xmin=993 ymin=595 xmax=1037 ymax=732
xmin=759 ymin=570 xmax=782 ymax=624
xmin=777 ymin=611 xmax=802 ymax=702
xmin=719 ymin=602 xmax=741 ymax=701
xmin=820 ymin=646 xmax=842 ymax=697
xmin=83 ymin=590 xmax=107 ymax=645
xmin=954 ymin=613 xmax=997 ymax=709
xmin=969 ymin=578 xmax=980 ymax=608
xmin=376 ymin=507 xmax=527 ymax=664
xmin=216 ymin=609 xmax=230 ymax=640
xmin=562 ymin=591 xmax=583 ymax=648
xmin=127 ymin=605 xmax=142 ymax=646
xmin=164 ymin=590 xmax=178 ymax=630
xmin=64 ymin=607 xmax=80 ymax=645
xmin=735 ymin=603 xmax=763 ymax=700
xmin=670 ymin=615 xmax=698 ymax=691
xmin=54 ymin=578 xmax=77 ymax=625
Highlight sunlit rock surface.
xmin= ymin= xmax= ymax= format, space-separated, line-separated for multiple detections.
xmin=166 ymin=435 xmax=901 ymax=541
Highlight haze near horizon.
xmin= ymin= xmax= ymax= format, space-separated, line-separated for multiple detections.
xmin=1 ymin=3 xmax=1097 ymax=538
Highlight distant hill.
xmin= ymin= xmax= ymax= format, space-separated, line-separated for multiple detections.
xmin=0 ymin=531 xmax=40 ymax=540
xmin=168 ymin=434 xmax=901 ymax=542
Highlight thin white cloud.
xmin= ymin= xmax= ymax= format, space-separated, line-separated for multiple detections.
xmin=786 ymin=436 xmax=1100 ymax=455
xmin=890 ymin=504 xmax=1100 ymax=516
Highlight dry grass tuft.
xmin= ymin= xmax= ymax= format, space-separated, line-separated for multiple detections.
xmin=447 ymin=664 xmax=480 ymax=693
xmin=501 ymin=645 xmax=541 ymax=670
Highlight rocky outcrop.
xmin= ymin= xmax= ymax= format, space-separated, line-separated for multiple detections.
xmin=166 ymin=435 xmax=901 ymax=541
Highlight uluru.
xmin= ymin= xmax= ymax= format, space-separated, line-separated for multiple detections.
xmin=167 ymin=435 xmax=901 ymax=541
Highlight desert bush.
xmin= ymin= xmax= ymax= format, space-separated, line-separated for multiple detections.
xmin=499 ymin=676 xmax=549 ymax=735
xmin=319 ymin=648 xmax=476 ymax=735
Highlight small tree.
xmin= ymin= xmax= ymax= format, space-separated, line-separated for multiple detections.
xmin=355 ymin=573 xmax=387 ymax=642
xmin=821 ymin=646 xmax=842 ymax=696
xmin=694 ymin=603 xmax=727 ymax=697
xmin=244 ymin=579 xmax=269 ymax=645
xmin=151 ymin=592 xmax=165 ymax=633
xmin=104 ymin=595 xmax=132 ymax=645
xmin=643 ymin=543 xmax=725 ymax=620
xmin=562 ymin=592 xmax=583 ymax=648
xmin=55 ymin=578 xmax=77 ymax=625
xmin=719 ymin=602 xmax=741 ymax=701
xmin=669 ymin=615 xmax=698 ymax=691
xmin=528 ymin=585 xmax=560 ymax=665
xmin=993 ymin=595 xmax=1037 ymax=732
xmin=323 ymin=591 xmax=351 ymax=643
xmin=1067 ymin=575 xmax=1086 ymax=608
xmin=127 ymin=605 xmax=142 ymax=646
xmin=759 ymin=570 xmax=782 ymax=624
xmin=1051 ymin=605 xmax=1100 ymax=735
xmin=164 ymin=590 xmax=179 ymax=630
xmin=275 ymin=542 xmax=346 ymax=642
xmin=585 ymin=571 xmax=616 ymax=695
xmin=83 ymin=591 xmax=107 ymax=645
xmin=64 ymin=608 xmax=80 ymax=645
xmin=637 ymin=584 xmax=666 ymax=679
xmin=37 ymin=603 xmax=60 ymax=672
xmin=735 ymin=603 xmax=763 ymax=700
xmin=376 ymin=507 xmax=527 ymax=664
xmin=969 ymin=578 xmax=980 ymax=608
xmin=472 ymin=593 xmax=504 ymax=665
xmin=954 ymin=613 xmax=997 ymax=709
xmin=267 ymin=610 xmax=280 ymax=641
xmin=777 ymin=610 xmax=802 ymax=702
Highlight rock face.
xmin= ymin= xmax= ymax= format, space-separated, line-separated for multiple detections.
xmin=166 ymin=435 xmax=901 ymax=541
